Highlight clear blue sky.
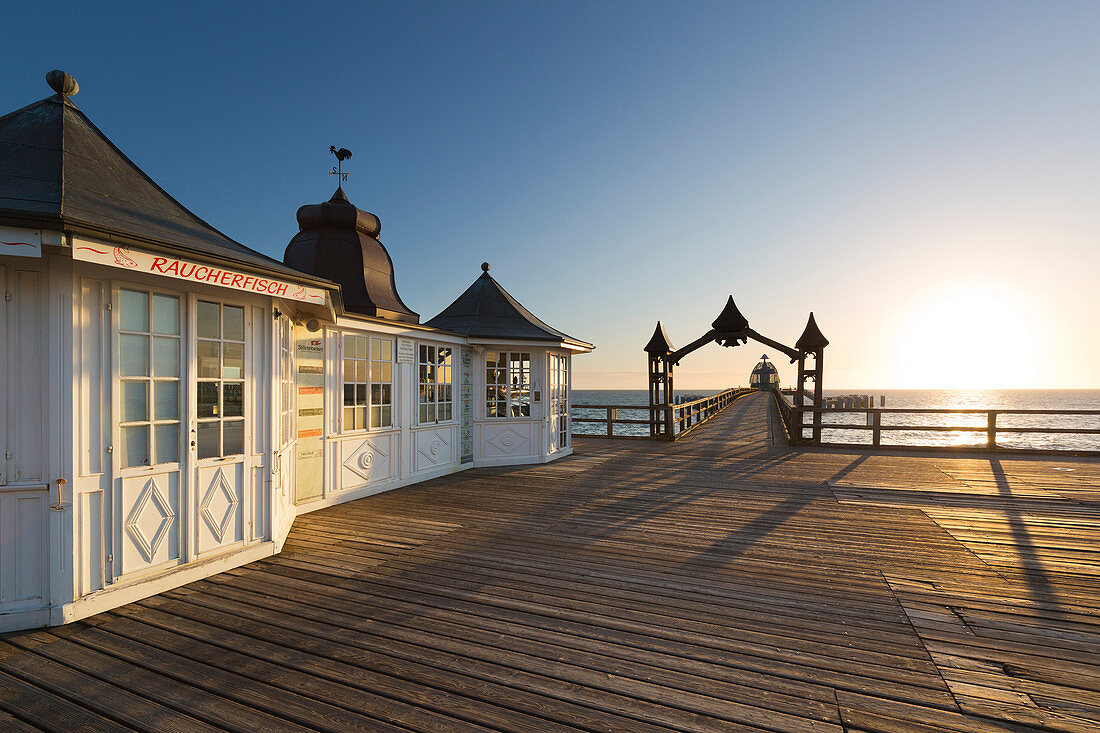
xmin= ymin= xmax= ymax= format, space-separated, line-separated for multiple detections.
xmin=5 ymin=2 xmax=1099 ymax=389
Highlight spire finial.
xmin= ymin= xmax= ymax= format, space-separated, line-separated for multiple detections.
xmin=481 ymin=262 xmax=490 ymax=273
xmin=46 ymin=70 xmax=78 ymax=97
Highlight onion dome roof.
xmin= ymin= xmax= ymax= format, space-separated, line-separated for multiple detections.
xmin=283 ymin=186 xmax=418 ymax=323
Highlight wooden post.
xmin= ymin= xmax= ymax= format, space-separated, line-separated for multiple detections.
xmin=795 ymin=353 xmax=807 ymax=445
xmin=665 ymin=406 xmax=675 ymax=441
xmin=987 ymin=412 xmax=997 ymax=449
xmin=812 ymin=348 xmax=824 ymax=444
xmin=607 ymin=407 xmax=615 ymax=437
xmin=872 ymin=411 xmax=881 ymax=447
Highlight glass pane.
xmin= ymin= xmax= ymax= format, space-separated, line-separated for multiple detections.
xmin=151 ymin=294 xmax=179 ymax=335
xmin=224 ymin=306 xmax=245 ymax=341
xmin=154 ymin=381 xmax=179 ymax=420
xmin=121 ymin=380 xmax=148 ymax=422
xmin=419 ymin=405 xmax=428 ymax=422
xmin=420 ymin=345 xmax=429 ymax=362
xmin=119 ymin=290 xmax=149 ymax=332
xmin=356 ymin=406 xmax=368 ymax=430
xmin=356 ymin=360 xmax=368 ymax=382
xmin=154 ymin=423 xmax=179 ymax=464
xmin=355 ymin=384 xmax=367 ymax=405
xmin=343 ymin=407 xmax=355 ymax=430
xmin=371 ymin=405 xmax=381 ymax=427
xmin=197 ymin=422 xmax=220 ymax=459
xmin=370 ymin=361 xmax=381 ymax=382
xmin=356 ymin=337 xmax=367 ymax=359
xmin=223 ymin=382 xmax=244 ymax=417
xmin=425 ymin=404 xmax=436 ymax=423
xmin=120 ymin=334 xmax=149 ymax=377
xmin=197 ymin=340 xmax=220 ymax=378
xmin=442 ymin=404 xmax=452 ymax=421
xmin=343 ymin=384 xmax=355 ymax=406
xmin=198 ymin=382 xmax=219 ymax=418
xmin=381 ymin=362 xmax=392 ymax=383
xmin=223 ymin=420 xmax=244 ymax=456
xmin=381 ymin=340 xmax=392 ymax=361
xmin=121 ymin=425 xmax=149 ymax=467
xmin=153 ymin=337 xmax=179 ymax=377
xmin=197 ymin=301 xmax=220 ymax=339
xmin=440 ymin=348 xmax=452 ymax=366
xmin=381 ymin=384 xmax=392 ymax=406
xmin=343 ymin=335 xmax=356 ymax=358
xmin=343 ymin=359 xmax=356 ymax=382
xmin=223 ymin=342 xmax=244 ymax=379
xmin=380 ymin=406 xmax=391 ymax=427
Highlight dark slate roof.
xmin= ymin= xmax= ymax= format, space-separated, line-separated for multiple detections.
xmin=425 ymin=265 xmax=592 ymax=348
xmin=0 ymin=90 xmax=331 ymax=285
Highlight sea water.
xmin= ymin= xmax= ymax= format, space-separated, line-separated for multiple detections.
xmin=572 ymin=389 xmax=1100 ymax=451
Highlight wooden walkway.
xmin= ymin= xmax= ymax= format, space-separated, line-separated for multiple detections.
xmin=2 ymin=392 xmax=1099 ymax=732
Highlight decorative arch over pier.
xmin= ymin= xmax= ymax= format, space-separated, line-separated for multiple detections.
xmin=645 ymin=296 xmax=829 ymax=441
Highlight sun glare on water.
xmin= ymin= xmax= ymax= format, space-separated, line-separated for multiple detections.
xmin=894 ymin=286 xmax=1042 ymax=389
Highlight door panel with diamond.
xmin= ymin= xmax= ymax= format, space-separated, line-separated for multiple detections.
xmin=195 ymin=464 xmax=244 ymax=553
xmin=119 ymin=473 xmax=180 ymax=575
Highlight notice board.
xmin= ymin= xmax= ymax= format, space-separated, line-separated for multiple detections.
xmin=294 ymin=326 xmax=325 ymax=503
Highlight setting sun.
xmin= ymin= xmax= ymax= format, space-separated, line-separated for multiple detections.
xmin=893 ymin=285 xmax=1042 ymax=388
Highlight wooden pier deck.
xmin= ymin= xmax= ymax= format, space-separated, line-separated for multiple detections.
xmin=2 ymin=392 xmax=1099 ymax=732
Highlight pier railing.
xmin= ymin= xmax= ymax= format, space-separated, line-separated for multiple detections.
xmin=573 ymin=387 xmax=754 ymax=440
xmin=788 ymin=406 xmax=1100 ymax=453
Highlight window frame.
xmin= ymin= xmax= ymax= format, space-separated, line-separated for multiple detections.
xmin=194 ymin=298 xmax=247 ymax=460
xmin=340 ymin=332 xmax=396 ymax=433
xmin=417 ymin=343 xmax=454 ymax=425
xmin=485 ymin=351 xmax=532 ymax=419
xmin=117 ymin=287 xmax=183 ymax=469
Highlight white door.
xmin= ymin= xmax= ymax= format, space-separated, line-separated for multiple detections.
xmin=190 ymin=298 xmax=249 ymax=557
xmin=112 ymin=287 xmax=184 ymax=579
xmin=272 ymin=316 xmax=296 ymax=510
xmin=0 ymin=262 xmax=50 ymax=623
xmin=547 ymin=354 xmax=570 ymax=453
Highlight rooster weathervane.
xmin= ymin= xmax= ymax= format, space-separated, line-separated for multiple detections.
xmin=329 ymin=145 xmax=352 ymax=181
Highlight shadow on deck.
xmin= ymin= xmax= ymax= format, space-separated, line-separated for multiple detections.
xmin=1 ymin=393 xmax=1098 ymax=732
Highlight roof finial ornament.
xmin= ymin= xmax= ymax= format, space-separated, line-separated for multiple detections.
xmin=481 ymin=262 xmax=490 ymax=273
xmin=329 ymin=146 xmax=351 ymax=183
xmin=46 ymin=70 xmax=78 ymax=97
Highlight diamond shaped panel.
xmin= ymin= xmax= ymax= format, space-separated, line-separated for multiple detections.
xmin=125 ymin=478 xmax=174 ymax=563
xmin=200 ymin=469 xmax=238 ymax=543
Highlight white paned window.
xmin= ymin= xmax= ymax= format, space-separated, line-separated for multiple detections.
xmin=370 ymin=337 xmax=394 ymax=428
xmin=342 ymin=334 xmax=394 ymax=431
xmin=418 ymin=345 xmax=453 ymax=423
xmin=485 ymin=351 xmax=531 ymax=418
xmin=196 ymin=301 xmax=246 ymax=459
xmin=118 ymin=289 xmax=181 ymax=467
xmin=552 ymin=353 xmax=569 ymax=447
